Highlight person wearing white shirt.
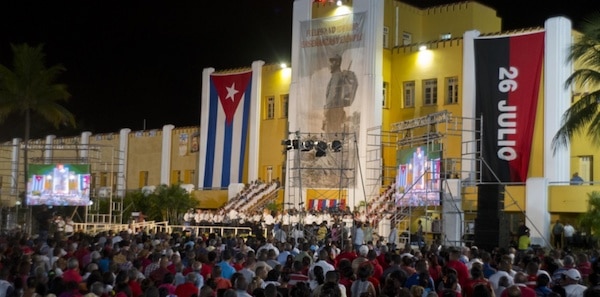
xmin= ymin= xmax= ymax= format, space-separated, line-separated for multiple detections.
xmin=353 ymin=222 xmax=365 ymax=251
xmin=388 ymin=223 xmax=398 ymax=250
xmin=563 ymin=223 xmax=576 ymax=249
xmin=183 ymin=209 xmax=194 ymax=229
xmin=305 ymin=212 xmax=316 ymax=226
xmin=292 ymin=224 xmax=305 ymax=245
xmin=488 ymin=258 xmax=515 ymax=290
xmin=309 ymin=249 xmax=335 ymax=289
xmin=562 ymin=269 xmax=586 ymax=297
xmin=263 ymin=210 xmax=275 ymax=238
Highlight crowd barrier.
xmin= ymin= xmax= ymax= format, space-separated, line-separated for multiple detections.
xmin=72 ymin=221 xmax=253 ymax=237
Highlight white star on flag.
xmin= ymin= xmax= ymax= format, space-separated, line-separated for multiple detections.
xmin=225 ymin=83 xmax=239 ymax=101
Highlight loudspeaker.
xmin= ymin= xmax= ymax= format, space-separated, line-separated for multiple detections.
xmin=474 ymin=184 xmax=507 ymax=250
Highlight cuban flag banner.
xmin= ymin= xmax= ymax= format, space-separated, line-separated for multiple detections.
xmin=474 ymin=31 xmax=544 ymax=182
xmin=199 ymin=69 xmax=254 ymax=188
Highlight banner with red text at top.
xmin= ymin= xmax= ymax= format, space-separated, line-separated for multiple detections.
xmin=474 ymin=31 xmax=544 ymax=182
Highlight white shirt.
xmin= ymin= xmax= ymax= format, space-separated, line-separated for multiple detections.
xmin=488 ymin=271 xmax=514 ymax=290
xmin=564 ymin=283 xmax=587 ymax=297
xmin=354 ymin=227 xmax=364 ymax=245
xmin=564 ymin=225 xmax=575 ymax=237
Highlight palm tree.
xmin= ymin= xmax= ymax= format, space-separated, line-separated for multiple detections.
xmin=552 ymin=13 xmax=600 ymax=151
xmin=0 ymin=43 xmax=75 ymax=205
xmin=579 ymin=191 xmax=600 ymax=247
xmin=131 ymin=183 xmax=198 ymax=224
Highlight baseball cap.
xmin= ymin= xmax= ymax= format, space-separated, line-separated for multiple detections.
xmin=564 ymin=268 xmax=581 ymax=280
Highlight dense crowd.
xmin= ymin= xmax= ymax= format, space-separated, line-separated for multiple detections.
xmin=1 ymin=218 xmax=600 ymax=297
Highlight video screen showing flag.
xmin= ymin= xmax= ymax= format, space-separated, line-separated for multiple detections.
xmin=26 ymin=164 xmax=91 ymax=206
xmin=394 ymin=145 xmax=442 ymax=207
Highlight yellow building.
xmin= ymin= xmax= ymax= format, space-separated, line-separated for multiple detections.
xmin=0 ymin=0 xmax=596 ymax=248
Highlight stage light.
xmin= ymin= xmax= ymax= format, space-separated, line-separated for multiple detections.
xmin=331 ymin=140 xmax=342 ymax=152
xmin=301 ymin=140 xmax=314 ymax=151
xmin=315 ymin=141 xmax=328 ymax=157
xmin=282 ymin=139 xmax=299 ymax=151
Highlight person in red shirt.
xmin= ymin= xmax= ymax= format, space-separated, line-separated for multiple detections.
xmin=200 ymin=251 xmax=217 ymax=280
xmin=175 ymin=273 xmax=200 ymax=297
xmin=445 ymin=248 xmax=470 ymax=290
xmin=367 ymin=250 xmax=384 ymax=281
xmin=127 ymin=268 xmax=143 ymax=297
xmin=501 ymin=273 xmax=536 ymax=297
xmin=464 ymin=265 xmax=492 ymax=297
xmin=335 ymin=240 xmax=358 ymax=265
xmin=62 ymin=258 xmax=83 ymax=285
xmin=377 ymin=245 xmax=390 ymax=271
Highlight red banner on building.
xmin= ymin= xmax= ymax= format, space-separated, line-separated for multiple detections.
xmin=475 ymin=32 xmax=544 ymax=182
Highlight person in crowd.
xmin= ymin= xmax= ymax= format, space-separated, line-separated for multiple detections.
xmin=561 ymin=269 xmax=587 ymax=297
xmin=552 ymin=220 xmax=564 ymax=249
xmin=564 ymin=222 xmax=576 ymax=249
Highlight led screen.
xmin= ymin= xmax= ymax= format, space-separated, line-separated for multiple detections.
xmin=394 ymin=145 xmax=442 ymax=206
xmin=26 ymin=164 xmax=91 ymax=206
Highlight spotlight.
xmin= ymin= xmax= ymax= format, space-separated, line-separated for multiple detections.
xmin=315 ymin=141 xmax=328 ymax=157
xmin=282 ymin=139 xmax=299 ymax=151
xmin=301 ymin=140 xmax=314 ymax=151
xmin=331 ymin=140 xmax=342 ymax=152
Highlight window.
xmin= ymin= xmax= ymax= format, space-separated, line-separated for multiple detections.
xmin=139 ymin=171 xmax=149 ymax=188
xmin=446 ymin=76 xmax=459 ymax=104
xmin=171 ymin=170 xmax=181 ymax=184
xmin=382 ymin=82 xmax=389 ymax=108
xmin=402 ymin=32 xmax=412 ymax=45
xmin=281 ymin=94 xmax=289 ymax=118
xmin=266 ymin=96 xmax=275 ymax=119
xmin=423 ymin=79 xmax=438 ymax=105
xmin=383 ymin=26 xmax=390 ymax=48
xmin=578 ymin=155 xmax=593 ymax=182
xmin=184 ymin=170 xmax=195 ymax=184
xmin=403 ymin=81 xmax=415 ymax=108
xmin=100 ymin=172 xmax=108 ymax=187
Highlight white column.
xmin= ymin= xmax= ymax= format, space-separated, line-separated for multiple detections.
xmin=461 ymin=30 xmax=481 ymax=181
xmin=80 ymin=131 xmax=92 ymax=162
xmin=160 ymin=125 xmax=174 ymax=185
xmin=44 ymin=135 xmax=55 ymax=164
xmin=526 ymin=177 xmax=550 ymax=247
xmin=198 ymin=67 xmax=215 ymax=188
xmin=442 ymin=179 xmax=463 ymax=247
xmin=11 ymin=138 xmax=20 ymax=196
xmin=544 ymin=17 xmax=572 ymax=183
xmin=248 ymin=60 xmax=265 ymax=182
xmin=117 ymin=129 xmax=130 ymax=197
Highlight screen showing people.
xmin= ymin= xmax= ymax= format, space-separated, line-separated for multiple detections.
xmin=27 ymin=164 xmax=91 ymax=206
xmin=394 ymin=145 xmax=442 ymax=206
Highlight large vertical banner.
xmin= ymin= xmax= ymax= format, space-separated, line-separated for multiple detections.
xmin=296 ymin=12 xmax=366 ymax=188
xmin=199 ymin=70 xmax=253 ymax=188
xmin=475 ymin=32 xmax=544 ymax=182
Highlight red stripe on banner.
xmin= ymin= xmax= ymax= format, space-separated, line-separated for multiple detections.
xmin=475 ymin=31 xmax=544 ymax=182
xmin=506 ymin=32 xmax=544 ymax=182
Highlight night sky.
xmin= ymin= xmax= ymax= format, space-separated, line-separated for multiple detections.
xmin=0 ymin=0 xmax=596 ymax=141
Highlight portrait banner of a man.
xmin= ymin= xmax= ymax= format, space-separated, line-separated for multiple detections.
xmin=296 ymin=12 xmax=365 ymax=188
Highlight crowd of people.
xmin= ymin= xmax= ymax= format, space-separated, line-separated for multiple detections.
xmin=0 ymin=213 xmax=598 ymax=297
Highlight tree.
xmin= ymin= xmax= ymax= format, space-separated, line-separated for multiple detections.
xmin=552 ymin=13 xmax=600 ymax=151
xmin=128 ymin=183 xmax=198 ymax=224
xmin=579 ymin=191 xmax=600 ymax=247
xmin=0 ymin=43 xmax=75 ymax=204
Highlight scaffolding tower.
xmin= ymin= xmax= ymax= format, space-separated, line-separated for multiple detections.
xmin=0 ymin=140 xmax=126 ymax=232
xmin=285 ymin=131 xmax=358 ymax=211
xmin=367 ymin=110 xmax=483 ymax=247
